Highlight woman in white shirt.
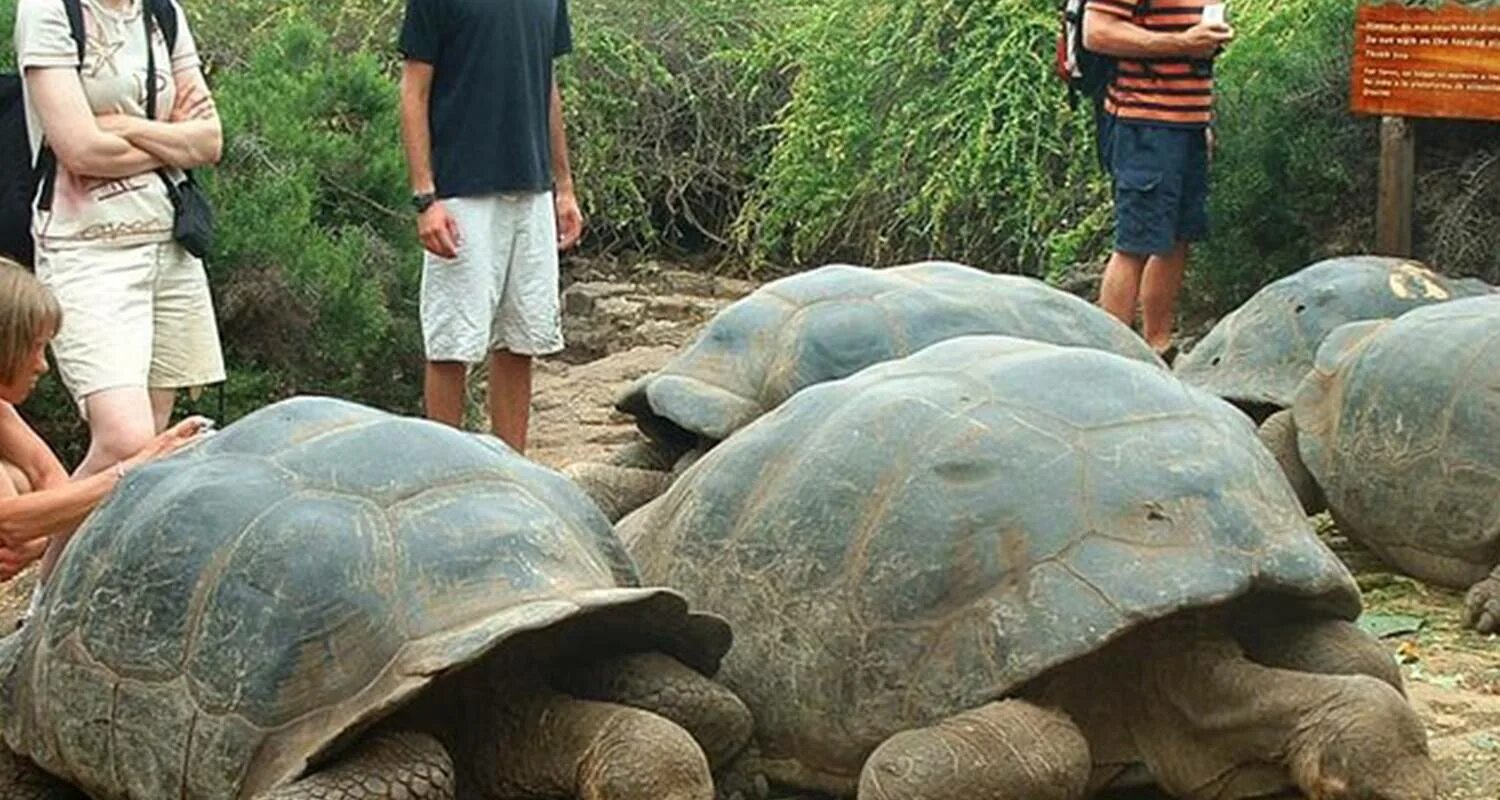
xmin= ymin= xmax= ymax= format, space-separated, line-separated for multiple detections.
xmin=14 ymin=0 xmax=225 ymax=583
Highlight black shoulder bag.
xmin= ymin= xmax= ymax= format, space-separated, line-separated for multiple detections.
xmin=143 ymin=4 xmax=214 ymax=259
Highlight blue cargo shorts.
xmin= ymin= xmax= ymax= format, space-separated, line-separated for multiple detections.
xmin=1098 ymin=115 xmax=1210 ymax=256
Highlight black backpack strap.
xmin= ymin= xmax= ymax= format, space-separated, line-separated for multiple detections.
xmin=149 ymin=0 xmax=179 ymax=55
xmin=35 ymin=0 xmax=86 ymax=213
xmin=143 ymin=2 xmax=184 ymax=198
xmin=62 ymin=0 xmax=85 ymax=63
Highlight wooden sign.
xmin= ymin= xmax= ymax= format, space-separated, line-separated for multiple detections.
xmin=1351 ymin=0 xmax=1500 ymax=122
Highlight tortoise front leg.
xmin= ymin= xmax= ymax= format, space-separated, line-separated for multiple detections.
xmin=1464 ymin=566 xmax=1500 ymax=633
xmin=491 ymin=689 xmax=713 ymax=800
xmin=0 ymin=749 xmax=83 ymax=800
xmin=1256 ymin=410 xmax=1324 ymax=515
xmin=857 ymin=700 xmax=1091 ymax=800
xmin=560 ymin=652 xmax=753 ymax=770
xmin=561 ymin=652 xmax=762 ymax=800
xmin=256 ymin=732 xmax=454 ymax=800
xmin=563 ymin=463 xmax=674 ymax=522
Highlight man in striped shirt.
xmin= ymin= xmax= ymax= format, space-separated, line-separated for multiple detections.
xmin=1084 ymin=0 xmax=1233 ymax=362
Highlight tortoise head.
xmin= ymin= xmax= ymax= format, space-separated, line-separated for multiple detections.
xmin=1291 ymin=676 xmax=1439 ymax=800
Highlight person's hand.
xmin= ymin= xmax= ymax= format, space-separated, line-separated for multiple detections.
xmin=0 ymin=538 xmax=46 ymax=582
xmin=1206 ymin=127 xmax=1216 ymax=164
xmin=418 ymin=202 xmax=462 ymax=259
xmin=555 ymin=189 xmax=583 ymax=252
xmin=171 ymin=83 xmax=216 ymax=123
xmin=122 ymin=416 xmax=213 ymax=472
xmin=1178 ymin=23 xmax=1234 ymax=59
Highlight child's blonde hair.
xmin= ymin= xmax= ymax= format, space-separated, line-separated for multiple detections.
xmin=0 ymin=258 xmax=61 ymax=384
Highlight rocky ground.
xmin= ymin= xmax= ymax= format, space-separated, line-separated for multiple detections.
xmin=0 ymin=261 xmax=1494 ymax=798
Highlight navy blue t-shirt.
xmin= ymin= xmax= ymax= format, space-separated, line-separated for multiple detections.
xmin=399 ymin=0 xmax=573 ymax=198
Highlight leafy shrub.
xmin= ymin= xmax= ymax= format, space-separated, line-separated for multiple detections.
xmin=734 ymin=0 xmax=1108 ymax=278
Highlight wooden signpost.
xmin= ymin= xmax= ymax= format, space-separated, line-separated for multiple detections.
xmin=1350 ymin=0 xmax=1500 ymax=256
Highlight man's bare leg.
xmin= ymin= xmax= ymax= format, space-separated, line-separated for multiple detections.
xmin=1098 ymin=250 xmax=1149 ymax=330
xmin=425 ymin=361 xmax=467 ymax=428
xmin=1140 ymin=241 xmax=1188 ymax=354
xmin=487 ymin=349 xmax=533 ymax=453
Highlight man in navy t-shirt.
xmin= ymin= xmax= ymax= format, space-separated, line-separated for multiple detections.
xmin=398 ymin=0 xmax=583 ymax=453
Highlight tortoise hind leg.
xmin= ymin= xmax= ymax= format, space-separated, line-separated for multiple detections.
xmin=256 ymin=732 xmax=454 ymax=799
xmin=608 ymin=438 xmax=686 ymax=471
xmin=1233 ymin=617 xmax=1404 ymax=695
xmin=1464 ymin=567 xmax=1500 ymax=634
xmin=857 ymin=700 xmax=1091 ymax=800
xmin=0 ymin=749 xmax=83 ymax=799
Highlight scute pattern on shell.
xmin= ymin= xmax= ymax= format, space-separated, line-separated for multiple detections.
xmin=624 ymin=336 xmax=1359 ymax=787
xmin=1294 ymin=295 xmax=1500 ymax=589
xmin=1175 ymin=256 xmax=1494 ymax=409
xmin=618 ymin=261 xmax=1164 ymax=443
xmin=0 ymin=397 xmax=727 ymax=800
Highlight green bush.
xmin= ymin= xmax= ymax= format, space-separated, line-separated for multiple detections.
xmin=733 ymin=0 xmax=1497 ymax=308
xmin=203 ymin=21 xmax=422 ymax=412
xmin=734 ymin=0 xmax=1108 ymax=278
xmin=1 ymin=0 xmax=13 ymax=71
xmin=1188 ymin=0 xmax=1375 ymax=311
xmin=558 ymin=0 xmax=797 ymax=253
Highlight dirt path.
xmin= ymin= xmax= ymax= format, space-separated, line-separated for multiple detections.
xmin=1336 ymin=527 xmax=1500 ymax=800
xmin=528 ymin=265 xmax=755 ymax=468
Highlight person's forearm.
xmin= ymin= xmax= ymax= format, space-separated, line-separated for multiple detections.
xmin=0 ymin=469 xmax=118 ymax=547
xmin=400 ymin=79 xmax=436 ymax=194
xmin=120 ymin=118 xmax=222 ymax=170
xmin=549 ymin=81 xmax=574 ymax=194
xmin=28 ymin=459 xmax=68 ymax=492
xmin=63 ymin=132 xmax=166 ymax=179
xmin=1084 ymin=11 xmax=1192 ymax=59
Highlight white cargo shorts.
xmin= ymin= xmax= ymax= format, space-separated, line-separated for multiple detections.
xmin=36 ymin=241 xmax=226 ymax=406
xmin=420 ymin=192 xmax=564 ymax=363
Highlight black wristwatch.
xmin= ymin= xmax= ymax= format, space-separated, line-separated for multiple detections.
xmin=412 ymin=192 xmax=437 ymax=213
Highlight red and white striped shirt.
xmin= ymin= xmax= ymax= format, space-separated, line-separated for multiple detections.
xmin=1087 ymin=0 xmax=1216 ymax=128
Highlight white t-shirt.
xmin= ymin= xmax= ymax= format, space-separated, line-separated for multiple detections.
xmin=14 ymin=0 xmax=200 ymax=250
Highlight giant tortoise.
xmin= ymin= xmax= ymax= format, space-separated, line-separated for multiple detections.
xmin=620 ymin=336 xmax=1434 ymax=800
xmin=570 ymin=261 xmax=1163 ymax=520
xmin=0 ymin=397 xmax=751 ymax=800
xmin=1258 ymin=295 xmax=1500 ymax=634
xmin=1175 ymin=256 xmax=1492 ymax=418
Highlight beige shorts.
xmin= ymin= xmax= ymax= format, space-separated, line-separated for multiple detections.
xmin=420 ymin=192 xmax=564 ymax=363
xmin=36 ymin=242 xmax=226 ymax=405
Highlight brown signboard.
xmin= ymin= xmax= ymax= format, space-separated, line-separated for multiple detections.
xmin=1351 ymin=0 xmax=1500 ymax=122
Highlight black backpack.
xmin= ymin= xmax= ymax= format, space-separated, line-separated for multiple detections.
xmin=1054 ymin=0 xmax=1151 ymax=109
xmin=0 ymin=0 xmax=179 ymax=267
